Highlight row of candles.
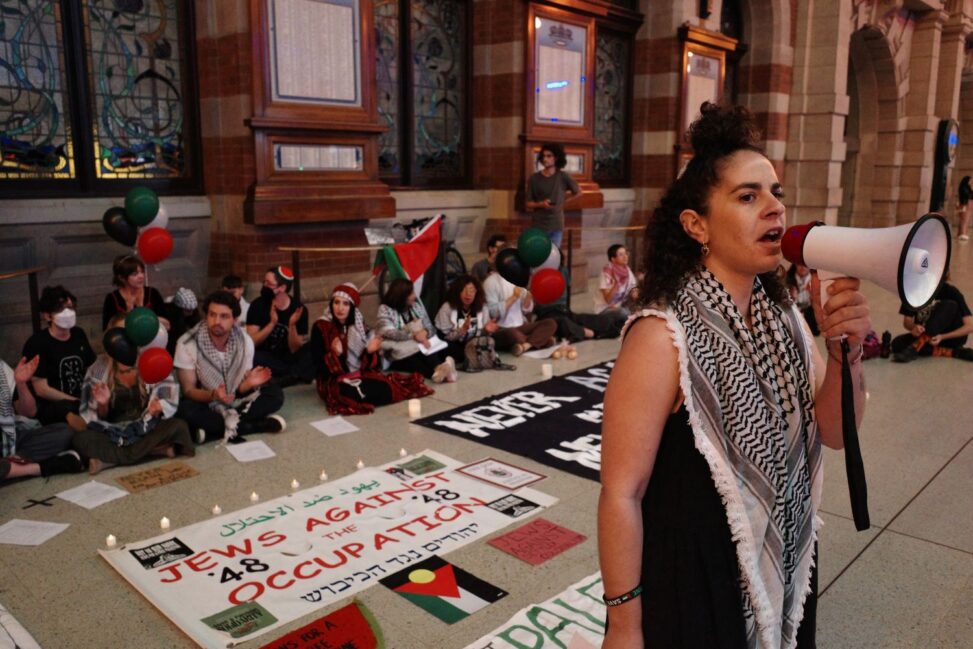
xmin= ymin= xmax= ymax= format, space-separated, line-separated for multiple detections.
xmin=405 ymin=363 xmax=557 ymax=418
xmin=104 ymin=448 xmax=411 ymax=549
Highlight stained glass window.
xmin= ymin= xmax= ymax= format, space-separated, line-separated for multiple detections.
xmin=0 ymin=0 xmax=75 ymax=179
xmin=1 ymin=0 xmax=199 ymax=194
xmin=374 ymin=0 xmax=468 ymax=187
xmin=594 ymin=29 xmax=630 ymax=185
xmin=375 ymin=0 xmax=399 ymax=176
xmin=83 ymin=0 xmax=186 ymax=178
xmin=411 ymin=0 xmax=465 ymax=182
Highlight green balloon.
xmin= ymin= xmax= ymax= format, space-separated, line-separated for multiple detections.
xmin=124 ymin=186 xmax=160 ymax=227
xmin=125 ymin=307 xmax=160 ymax=346
xmin=517 ymin=228 xmax=553 ymax=267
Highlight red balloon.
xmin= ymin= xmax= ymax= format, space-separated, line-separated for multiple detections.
xmin=138 ymin=347 xmax=173 ymax=384
xmin=530 ymin=268 xmax=566 ymax=305
xmin=137 ymin=227 xmax=174 ymax=264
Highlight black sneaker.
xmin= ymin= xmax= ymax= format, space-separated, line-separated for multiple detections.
xmin=880 ymin=331 xmax=892 ymax=358
xmin=239 ymin=414 xmax=286 ymax=435
xmin=892 ymin=346 xmax=918 ymax=363
xmin=39 ymin=450 xmax=83 ymax=477
xmin=953 ymin=347 xmax=973 ymax=361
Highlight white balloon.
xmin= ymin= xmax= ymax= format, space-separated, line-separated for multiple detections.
xmin=147 ymin=203 xmax=169 ymax=229
xmin=536 ymin=244 xmax=562 ymax=271
xmin=140 ymin=325 xmax=168 ymax=352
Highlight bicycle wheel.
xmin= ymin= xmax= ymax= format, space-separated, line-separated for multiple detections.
xmin=444 ymin=245 xmax=466 ymax=287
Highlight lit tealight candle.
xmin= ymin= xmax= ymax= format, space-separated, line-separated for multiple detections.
xmin=160 ymin=516 xmax=170 ymax=530
xmin=356 ymin=459 xmax=365 ymax=470
xmin=250 ymin=491 xmax=259 ymax=503
xmin=319 ymin=469 xmax=328 ymax=481
xmin=106 ymin=534 xmax=117 ymax=548
xmin=399 ymin=448 xmax=408 ymax=458
xmin=408 ymin=398 xmax=422 ymax=418
xmin=212 ymin=504 xmax=222 ymax=516
xmin=541 ymin=363 xmax=554 ymax=379
xmin=290 ymin=478 xmax=300 ymax=490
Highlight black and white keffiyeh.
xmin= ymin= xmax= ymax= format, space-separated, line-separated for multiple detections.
xmin=0 ymin=362 xmax=16 ymax=458
xmin=191 ymin=323 xmax=249 ymax=394
xmin=627 ymin=268 xmax=822 ymax=649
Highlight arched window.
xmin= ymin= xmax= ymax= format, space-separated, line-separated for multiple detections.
xmin=0 ymin=0 xmax=201 ymax=197
xmin=593 ymin=28 xmax=631 ymax=186
xmin=374 ymin=0 xmax=470 ymax=187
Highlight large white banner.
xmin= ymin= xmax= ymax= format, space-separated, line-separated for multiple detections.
xmin=464 ymin=573 xmax=606 ymax=649
xmin=101 ymin=451 xmax=556 ymax=648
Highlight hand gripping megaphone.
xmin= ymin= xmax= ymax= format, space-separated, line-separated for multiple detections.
xmin=781 ymin=214 xmax=952 ymax=311
xmin=780 ymin=213 xmax=951 ymax=532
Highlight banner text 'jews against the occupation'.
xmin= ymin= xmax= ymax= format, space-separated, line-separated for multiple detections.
xmin=101 ymin=451 xmax=557 ymax=648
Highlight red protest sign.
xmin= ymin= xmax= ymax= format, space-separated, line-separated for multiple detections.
xmin=488 ymin=518 xmax=586 ymax=566
xmin=259 ymin=601 xmax=383 ymax=649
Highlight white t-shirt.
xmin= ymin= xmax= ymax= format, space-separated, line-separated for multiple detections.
xmin=237 ymin=297 xmax=250 ymax=327
xmin=594 ymin=264 xmax=638 ymax=314
xmin=173 ymin=326 xmax=254 ymax=382
xmin=483 ymin=274 xmax=531 ymax=328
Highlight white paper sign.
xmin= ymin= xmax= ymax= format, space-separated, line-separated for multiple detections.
xmin=0 ymin=519 xmax=69 ymax=546
xmin=101 ymin=450 xmax=557 ymax=648
xmin=464 ymin=573 xmax=605 ymax=649
xmin=0 ymin=600 xmax=42 ymax=649
xmin=225 ymin=440 xmax=277 ymax=463
xmin=457 ymin=458 xmax=546 ymax=490
xmin=57 ymin=480 xmax=129 ymax=510
xmin=310 ymin=416 xmax=359 ymax=437
xmin=419 ymin=335 xmax=449 ymax=356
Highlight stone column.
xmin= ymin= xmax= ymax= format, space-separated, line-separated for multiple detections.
xmin=784 ymin=0 xmax=852 ymax=225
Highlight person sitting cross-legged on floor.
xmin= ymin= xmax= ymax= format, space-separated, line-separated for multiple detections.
xmin=21 ymin=285 xmax=97 ymax=425
xmin=483 ymin=272 xmax=558 ymax=356
xmin=175 ymin=291 xmax=285 ymax=443
xmin=70 ymin=315 xmax=194 ymax=475
xmin=892 ymin=274 xmax=973 ymax=362
xmin=1 ymin=355 xmax=83 ymax=483
xmin=310 ymin=282 xmax=433 ymax=415
xmin=246 ymin=266 xmax=315 ymax=386
xmin=594 ymin=243 xmax=640 ymax=319
xmin=435 ymin=274 xmax=515 ymax=372
xmin=376 ymin=278 xmax=456 ymax=383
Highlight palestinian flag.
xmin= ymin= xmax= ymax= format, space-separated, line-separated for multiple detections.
xmin=380 ymin=556 xmax=507 ymax=624
xmin=373 ymin=215 xmax=443 ymax=282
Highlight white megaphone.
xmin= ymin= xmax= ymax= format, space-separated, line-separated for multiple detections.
xmin=781 ymin=214 xmax=952 ymax=312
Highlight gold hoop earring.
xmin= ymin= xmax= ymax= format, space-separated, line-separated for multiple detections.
xmin=701 ymin=243 xmax=710 ymax=257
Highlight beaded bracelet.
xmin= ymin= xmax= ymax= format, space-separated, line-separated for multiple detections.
xmin=602 ymin=584 xmax=643 ymax=607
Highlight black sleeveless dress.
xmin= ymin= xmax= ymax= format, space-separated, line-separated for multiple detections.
xmin=638 ymin=405 xmax=818 ymax=648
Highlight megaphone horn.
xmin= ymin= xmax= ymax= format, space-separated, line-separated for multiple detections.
xmin=781 ymin=214 xmax=952 ymax=311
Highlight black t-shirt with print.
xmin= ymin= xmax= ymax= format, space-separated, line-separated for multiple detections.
xmin=21 ymin=328 xmax=96 ymax=398
xmin=899 ymin=283 xmax=971 ymax=325
xmin=246 ymin=295 xmax=309 ymax=355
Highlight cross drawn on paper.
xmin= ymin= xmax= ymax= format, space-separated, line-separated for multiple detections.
xmin=22 ymin=496 xmax=56 ymax=509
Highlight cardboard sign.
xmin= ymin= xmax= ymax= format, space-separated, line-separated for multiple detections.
xmin=115 ymin=461 xmax=199 ymax=493
xmin=259 ymin=601 xmax=384 ymax=649
xmin=488 ymin=518 xmax=587 ymax=566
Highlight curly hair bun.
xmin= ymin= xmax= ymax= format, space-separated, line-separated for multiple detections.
xmin=688 ymin=102 xmax=763 ymax=160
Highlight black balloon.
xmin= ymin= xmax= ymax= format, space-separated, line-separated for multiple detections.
xmin=102 ymin=206 xmax=138 ymax=246
xmin=496 ymin=248 xmax=531 ymax=287
xmin=103 ymin=327 xmax=138 ymax=366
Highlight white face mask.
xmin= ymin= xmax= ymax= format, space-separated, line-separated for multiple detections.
xmin=53 ymin=308 xmax=76 ymax=330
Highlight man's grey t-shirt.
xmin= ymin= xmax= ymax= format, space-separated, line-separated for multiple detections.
xmin=527 ymin=170 xmax=580 ymax=232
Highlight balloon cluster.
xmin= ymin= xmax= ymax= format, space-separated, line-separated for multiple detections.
xmin=495 ymin=228 xmax=566 ymax=305
xmin=102 ymin=307 xmax=174 ymax=384
xmin=101 ymin=186 xmax=174 ymax=264
xmin=100 ymin=186 xmax=175 ymax=384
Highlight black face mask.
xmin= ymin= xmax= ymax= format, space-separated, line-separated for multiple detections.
xmin=260 ymin=286 xmax=275 ymax=301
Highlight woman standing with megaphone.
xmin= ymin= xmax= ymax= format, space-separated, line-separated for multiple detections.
xmin=598 ymin=103 xmax=872 ymax=649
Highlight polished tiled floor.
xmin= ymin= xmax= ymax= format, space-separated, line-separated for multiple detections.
xmin=1 ymin=241 xmax=971 ymax=648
